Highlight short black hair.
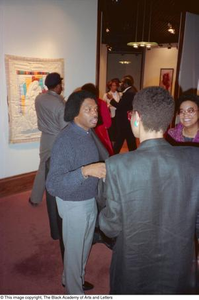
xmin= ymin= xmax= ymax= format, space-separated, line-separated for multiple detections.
xmin=64 ymin=90 xmax=97 ymax=122
xmin=81 ymin=83 xmax=99 ymax=98
xmin=45 ymin=72 xmax=63 ymax=89
xmin=122 ymin=77 xmax=132 ymax=87
xmin=124 ymin=75 xmax=134 ymax=85
xmin=133 ymin=86 xmax=174 ymax=132
xmin=176 ymin=94 xmax=199 ymax=112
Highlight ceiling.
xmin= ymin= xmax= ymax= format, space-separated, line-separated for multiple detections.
xmin=99 ymin=0 xmax=199 ymax=52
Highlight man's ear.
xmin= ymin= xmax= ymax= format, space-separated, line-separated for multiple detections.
xmin=135 ymin=111 xmax=141 ymax=123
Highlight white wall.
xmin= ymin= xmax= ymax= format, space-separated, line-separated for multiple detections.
xmin=0 ymin=0 xmax=98 ymax=179
xmin=98 ymin=43 xmax=107 ymax=98
xmin=143 ymin=47 xmax=178 ymax=95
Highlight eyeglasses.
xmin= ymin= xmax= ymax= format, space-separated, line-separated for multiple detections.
xmin=178 ymin=108 xmax=198 ymax=116
xmin=127 ymin=110 xmax=133 ymax=121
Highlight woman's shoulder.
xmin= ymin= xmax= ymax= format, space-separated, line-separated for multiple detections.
xmin=167 ymin=123 xmax=183 ymax=140
xmin=168 ymin=122 xmax=182 ymax=132
xmin=194 ymin=129 xmax=199 ymax=142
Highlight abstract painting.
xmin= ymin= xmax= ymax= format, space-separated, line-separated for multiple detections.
xmin=5 ymin=55 xmax=64 ymax=143
xmin=159 ymin=68 xmax=174 ymax=94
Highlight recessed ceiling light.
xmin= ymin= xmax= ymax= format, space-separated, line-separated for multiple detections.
xmin=119 ymin=60 xmax=131 ymax=64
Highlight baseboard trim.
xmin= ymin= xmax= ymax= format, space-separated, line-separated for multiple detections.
xmin=0 ymin=171 xmax=36 ymax=198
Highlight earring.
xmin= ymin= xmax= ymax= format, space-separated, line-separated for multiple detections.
xmin=134 ymin=120 xmax=139 ymax=127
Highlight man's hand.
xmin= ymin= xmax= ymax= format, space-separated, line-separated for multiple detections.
xmin=107 ymin=93 xmax=112 ymax=100
xmin=82 ymin=162 xmax=106 ymax=179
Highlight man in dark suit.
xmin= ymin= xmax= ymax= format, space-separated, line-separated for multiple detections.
xmin=110 ymin=77 xmax=137 ymax=154
xmin=99 ymin=86 xmax=199 ymax=294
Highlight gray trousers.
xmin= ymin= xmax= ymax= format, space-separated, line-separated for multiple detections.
xmin=30 ymin=133 xmax=56 ymax=204
xmin=56 ymin=197 xmax=97 ymax=295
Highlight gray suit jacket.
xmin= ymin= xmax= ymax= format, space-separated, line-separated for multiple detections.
xmin=99 ymin=138 xmax=199 ymax=294
xmin=35 ymin=90 xmax=66 ymax=135
xmin=36 ymin=90 xmax=67 ymax=161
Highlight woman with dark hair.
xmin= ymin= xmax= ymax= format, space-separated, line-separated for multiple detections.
xmin=103 ymin=79 xmax=121 ymax=118
xmin=81 ymin=83 xmax=114 ymax=155
xmin=167 ymin=94 xmax=199 ymax=143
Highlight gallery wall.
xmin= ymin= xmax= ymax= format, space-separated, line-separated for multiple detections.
xmin=0 ymin=0 xmax=98 ymax=179
xmin=144 ymin=12 xmax=199 ymax=95
xmin=143 ymin=47 xmax=178 ymax=95
xmin=98 ymin=44 xmax=108 ymax=98
xmin=99 ymin=46 xmax=178 ymax=97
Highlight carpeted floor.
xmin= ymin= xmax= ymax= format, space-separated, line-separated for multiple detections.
xmin=1 ymin=189 xmax=199 ymax=296
xmin=0 ymin=191 xmax=111 ymax=295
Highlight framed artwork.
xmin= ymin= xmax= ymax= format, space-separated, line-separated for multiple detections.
xmin=159 ymin=68 xmax=174 ymax=94
xmin=5 ymin=55 xmax=64 ymax=143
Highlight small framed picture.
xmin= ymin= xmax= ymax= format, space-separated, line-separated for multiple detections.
xmin=159 ymin=68 xmax=174 ymax=94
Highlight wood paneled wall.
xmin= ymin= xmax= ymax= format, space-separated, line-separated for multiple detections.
xmin=0 ymin=172 xmax=36 ymax=198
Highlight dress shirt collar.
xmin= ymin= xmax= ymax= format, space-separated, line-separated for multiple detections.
xmin=123 ymin=86 xmax=132 ymax=93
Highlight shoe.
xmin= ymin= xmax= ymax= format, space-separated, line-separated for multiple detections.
xmin=93 ymin=229 xmax=116 ymax=250
xmin=62 ymin=281 xmax=94 ymax=291
xmin=83 ymin=281 xmax=94 ymax=291
xmin=29 ymin=198 xmax=39 ymax=207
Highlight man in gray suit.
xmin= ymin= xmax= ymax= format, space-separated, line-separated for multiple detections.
xmin=99 ymin=86 xmax=199 ymax=294
xmin=29 ymin=72 xmax=67 ymax=206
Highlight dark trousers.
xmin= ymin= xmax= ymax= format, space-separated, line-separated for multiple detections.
xmin=45 ymin=158 xmax=64 ymax=261
xmin=108 ymin=117 xmax=117 ymax=142
xmin=113 ymin=125 xmax=137 ymax=154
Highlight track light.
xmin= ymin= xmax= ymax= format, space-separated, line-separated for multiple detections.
xmin=107 ymin=45 xmax=112 ymax=51
xmin=168 ymin=23 xmax=175 ymax=34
